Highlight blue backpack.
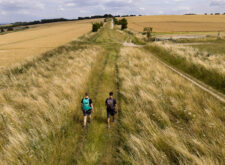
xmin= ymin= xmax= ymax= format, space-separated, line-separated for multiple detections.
xmin=82 ymin=98 xmax=91 ymax=111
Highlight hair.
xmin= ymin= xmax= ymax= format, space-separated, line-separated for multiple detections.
xmin=109 ymin=92 xmax=113 ymax=96
xmin=85 ymin=92 xmax=88 ymax=96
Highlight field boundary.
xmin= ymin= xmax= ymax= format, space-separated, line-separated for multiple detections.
xmin=143 ymin=48 xmax=225 ymax=103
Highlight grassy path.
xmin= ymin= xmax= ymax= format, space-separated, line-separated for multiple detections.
xmin=29 ymin=20 xmax=131 ymax=165
xmin=75 ymin=44 xmax=121 ymax=164
xmin=51 ymin=21 xmax=128 ymax=165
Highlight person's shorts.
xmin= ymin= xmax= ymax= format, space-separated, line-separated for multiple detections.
xmin=107 ymin=109 xmax=117 ymax=118
xmin=83 ymin=110 xmax=92 ymax=116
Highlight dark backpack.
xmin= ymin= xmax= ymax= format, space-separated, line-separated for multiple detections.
xmin=106 ymin=98 xmax=115 ymax=110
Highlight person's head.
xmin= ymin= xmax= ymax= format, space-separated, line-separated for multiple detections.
xmin=85 ymin=92 xmax=89 ymax=98
xmin=109 ymin=92 xmax=113 ymax=98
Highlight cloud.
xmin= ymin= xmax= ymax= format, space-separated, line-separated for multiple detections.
xmin=0 ymin=0 xmax=224 ymax=23
xmin=210 ymin=0 xmax=225 ymax=6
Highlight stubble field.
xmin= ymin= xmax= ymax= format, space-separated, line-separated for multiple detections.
xmin=0 ymin=19 xmax=102 ymax=69
xmin=126 ymin=15 xmax=225 ymax=33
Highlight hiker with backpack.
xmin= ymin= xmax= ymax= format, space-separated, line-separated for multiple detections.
xmin=81 ymin=92 xmax=93 ymax=128
xmin=105 ymin=92 xmax=117 ymax=128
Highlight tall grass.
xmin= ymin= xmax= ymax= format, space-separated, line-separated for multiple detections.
xmin=0 ymin=41 xmax=104 ymax=164
xmin=145 ymin=42 xmax=225 ymax=94
xmin=118 ymin=47 xmax=225 ymax=164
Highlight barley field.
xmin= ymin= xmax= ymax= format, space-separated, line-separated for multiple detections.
xmin=126 ymin=15 xmax=225 ymax=33
xmin=0 ymin=19 xmax=101 ymax=69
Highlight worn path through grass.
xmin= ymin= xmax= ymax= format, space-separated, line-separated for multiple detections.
xmin=43 ymin=21 xmax=130 ymax=165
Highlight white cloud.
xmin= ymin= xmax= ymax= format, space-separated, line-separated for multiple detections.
xmin=210 ymin=0 xmax=225 ymax=6
xmin=0 ymin=0 xmax=224 ymax=23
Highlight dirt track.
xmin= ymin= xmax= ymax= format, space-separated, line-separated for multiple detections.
xmin=148 ymin=50 xmax=225 ymax=103
xmin=122 ymin=42 xmax=225 ymax=104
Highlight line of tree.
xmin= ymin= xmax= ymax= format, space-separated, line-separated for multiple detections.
xmin=0 ymin=27 xmax=14 ymax=33
xmin=78 ymin=14 xmax=136 ymax=20
xmin=92 ymin=22 xmax=104 ymax=32
xmin=0 ymin=14 xmax=135 ymax=32
xmin=113 ymin=17 xmax=128 ymax=30
xmin=12 ymin=18 xmax=70 ymax=27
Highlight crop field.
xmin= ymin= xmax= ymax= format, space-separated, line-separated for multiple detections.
xmin=126 ymin=15 xmax=225 ymax=33
xmin=0 ymin=19 xmax=102 ymax=69
xmin=0 ymin=19 xmax=224 ymax=164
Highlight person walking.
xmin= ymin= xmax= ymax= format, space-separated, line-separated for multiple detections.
xmin=81 ymin=92 xmax=93 ymax=128
xmin=105 ymin=92 xmax=117 ymax=128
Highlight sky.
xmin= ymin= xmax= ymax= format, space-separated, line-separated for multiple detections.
xmin=0 ymin=0 xmax=225 ymax=23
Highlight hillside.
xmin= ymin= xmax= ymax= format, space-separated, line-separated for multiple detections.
xmin=0 ymin=19 xmax=102 ymax=69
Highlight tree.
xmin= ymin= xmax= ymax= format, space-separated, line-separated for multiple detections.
xmin=144 ymin=27 xmax=153 ymax=41
xmin=0 ymin=28 xmax=4 ymax=33
xmin=92 ymin=22 xmax=103 ymax=32
xmin=113 ymin=17 xmax=119 ymax=25
xmin=119 ymin=18 xmax=128 ymax=30
xmin=7 ymin=27 xmax=13 ymax=31
xmin=92 ymin=23 xmax=98 ymax=32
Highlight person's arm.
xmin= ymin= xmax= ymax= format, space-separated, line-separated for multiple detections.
xmin=91 ymin=103 xmax=94 ymax=112
xmin=81 ymin=99 xmax=83 ymax=111
xmin=105 ymin=99 xmax=107 ymax=107
xmin=114 ymin=99 xmax=117 ymax=111
xmin=90 ymin=99 xmax=94 ymax=112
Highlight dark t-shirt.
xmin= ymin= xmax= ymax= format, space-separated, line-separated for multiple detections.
xmin=105 ymin=98 xmax=116 ymax=111
xmin=81 ymin=98 xmax=93 ymax=109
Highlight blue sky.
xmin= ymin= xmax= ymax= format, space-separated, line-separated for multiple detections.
xmin=0 ymin=0 xmax=225 ymax=23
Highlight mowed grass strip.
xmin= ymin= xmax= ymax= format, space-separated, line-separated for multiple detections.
xmin=118 ymin=47 xmax=225 ymax=164
xmin=72 ymin=21 xmax=126 ymax=165
xmin=75 ymin=44 xmax=120 ymax=165
xmin=0 ymin=41 xmax=104 ymax=164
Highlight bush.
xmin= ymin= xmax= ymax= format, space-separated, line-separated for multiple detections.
xmin=7 ymin=27 xmax=13 ymax=31
xmin=92 ymin=22 xmax=103 ymax=32
xmin=114 ymin=18 xmax=128 ymax=30
xmin=119 ymin=18 xmax=128 ymax=30
xmin=113 ymin=17 xmax=119 ymax=25
xmin=144 ymin=27 xmax=153 ymax=41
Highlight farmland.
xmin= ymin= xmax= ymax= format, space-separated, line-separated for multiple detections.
xmin=126 ymin=15 xmax=225 ymax=34
xmin=0 ymin=17 xmax=224 ymax=164
xmin=0 ymin=19 xmax=102 ymax=69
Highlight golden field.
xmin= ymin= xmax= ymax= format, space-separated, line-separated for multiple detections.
xmin=118 ymin=47 xmax=225 ymax=164
xmin=126 ymin=15 xmax=225 ymax=33
xmin=0 ymin=19 xmax=102 ymax=69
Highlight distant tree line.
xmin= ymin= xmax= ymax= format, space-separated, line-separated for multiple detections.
xmin=78 ymin=14 xmax=136 ymax=20
xmin=12 ymin=18 xmax=70 ymax=27
xmin=0 ymin=18 xmax=70 ymax=33
xmin=185 ymin=13 xmax=225 ymax=15
xmin=0 ymin=14 xmax=135 ymax=33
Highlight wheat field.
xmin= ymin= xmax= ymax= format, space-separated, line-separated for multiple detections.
xmin=0 ymin=19 xmax=102 ymax=69
xmin=126 ymin=15 xmax=225 ymax=33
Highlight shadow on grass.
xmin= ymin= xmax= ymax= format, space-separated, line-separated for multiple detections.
xmin=94 ymin=114 xmax=107 ymax=125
